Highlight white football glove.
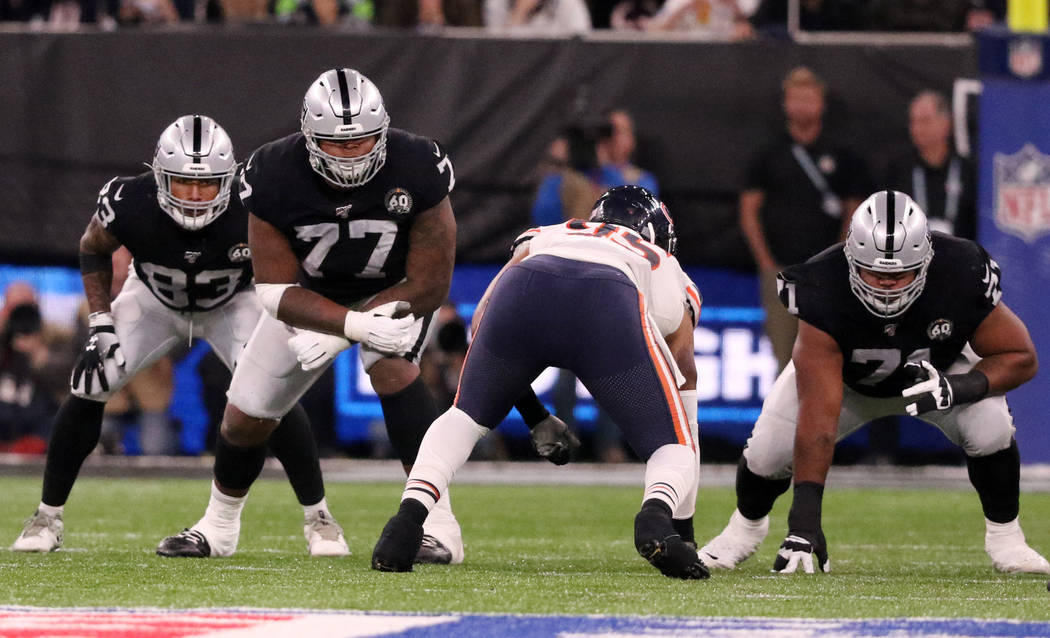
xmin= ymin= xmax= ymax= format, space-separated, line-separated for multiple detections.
xmin=288 ymin=329 xmax=352 ymax=371
xmin=902 ymin=361 xmax=953 ymax=415
xmin=343 ymin=300 xmax=416 ymax=355
xmin=71 ymin=311 xmax=126 ymax=396
xmin=772 ymin=534 xmax=830 ymax=574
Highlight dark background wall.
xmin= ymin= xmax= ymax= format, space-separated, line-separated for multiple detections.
xmin=0 ymin=29 xmax=976 ymax=267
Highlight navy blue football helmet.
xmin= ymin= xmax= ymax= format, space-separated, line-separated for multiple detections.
xmin=589 ymin=185 xmax=678 ymax=254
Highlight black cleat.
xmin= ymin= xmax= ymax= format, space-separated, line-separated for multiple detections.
xmin=414 ymin=534 xmax=452 ymax=565
xmin=635 ymin=505 xmax=710 ymax=580
xmin=157 ymin=528 xmax=212 ymax=558
xmin=371 ymin=513 xmax=424 ymax=572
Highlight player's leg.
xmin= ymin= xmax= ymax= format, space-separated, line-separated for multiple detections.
xmin=13 ymin=276 xmax=180 ymax=552
xmin=213 ymin=291 xmax=347 ymax=556
xmin=572 ymin=283 xmax=705 ymax=580
xmin=371 ymin=267 xmax=547 ymax=572
xmin=921 ymin=350 xmax=1048 ymax=573
xmin=157 ymin=310 xmax=328 ymax=557
xmin=363 ymin=310 xmax=467 ymax=564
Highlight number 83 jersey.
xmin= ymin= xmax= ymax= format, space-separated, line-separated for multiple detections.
xmin=777 ymin=232 xmax=1001 ymax=398
xmin=93 ymin=172 xmax=254 ymax=312
xmin=238 ymin=128 xmax=455 ymax=306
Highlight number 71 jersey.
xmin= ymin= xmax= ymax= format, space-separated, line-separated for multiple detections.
xmin=93 ymin=172 xmax=254 ymax=312
xmin=239 ymin=128 xmax=455 ymax=306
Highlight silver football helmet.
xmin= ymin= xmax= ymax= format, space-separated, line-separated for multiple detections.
xmin=844 ymin=190 xmax=934 ymax=318
xmin=151 ymin=115 xmax=237 ymax=231
xmin=301 ymin=68 xmax=390 ymax=189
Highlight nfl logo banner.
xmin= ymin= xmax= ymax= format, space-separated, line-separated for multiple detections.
xmin=979 ymin=31 xmax=1050 ymax=462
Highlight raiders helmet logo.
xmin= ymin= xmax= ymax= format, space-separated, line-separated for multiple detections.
xmin=228 ymin=243 xmax=251 ymax=262
xmin=385 ymin=188 xmax=413 ymax=217
xmin=927 ymin=318 xmax=953 ymax=341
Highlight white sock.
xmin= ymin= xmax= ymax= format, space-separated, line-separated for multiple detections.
xmin=303 ymin=497 xmax=330 ymax=520
xmin=401 ymin=407 xmax=488 ymax=511
xmin=674 ymin=390 xmax=700 ymax=520
xmin=986 ymin=517 xmax=1022 ymax=536
xmin=200 ymin=481 xmax=246 ymax=530
xmin=642 ymin=443 xmax=697 ymax=514
xmin=38 ymin=502 xmax=63 ymax=517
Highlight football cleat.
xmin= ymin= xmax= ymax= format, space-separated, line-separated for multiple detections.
xmin=372 ymin=512 xmax=425 ymax=572
xmin=11 ymin=510 xmax=63 ymax=553
xmin=699 ymin=509 xmax=769 ymax=569
xmin=634 ymin=504 xmax=709 ymax=580
xmin=304 ymin=511 xmax=349 ymax=557
xmin=418 ymin=505 xmax=464 ymax=565
xmin=157 ymin=528 xmax=212 ymax=558
xmin=986 ymin=519 xmax=1050 ymax=574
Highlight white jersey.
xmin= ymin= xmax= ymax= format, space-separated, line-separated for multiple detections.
xmin=515 ymin=221 xmax=701 ymax=336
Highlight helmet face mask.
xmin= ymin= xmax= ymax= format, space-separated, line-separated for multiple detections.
xmin=152 ymin=115 xmax=236 ymax=231
xmin=588 ymin=185 xmax=678 ymax=255
xmin=301 ymin=68 xmax=390 ymax=189
xmin=844 ymin=190 xmax=933 ymax=318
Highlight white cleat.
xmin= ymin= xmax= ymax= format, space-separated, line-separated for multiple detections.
xmin=698 ymin=509 xmax=769 ymax=569
xmin=986 ymin=518 xmax=1050 ymax=574
xmin=304 ymin=510 xmax=349 ymax=557
xmin=419 ymin=505 xmax=464 ymax=565
xmin=11 ymin=510 xmax=63 ymax=552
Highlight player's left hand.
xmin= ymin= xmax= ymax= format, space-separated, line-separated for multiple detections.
xmin=529 ymin=414 xmax=580 ymax=465
xmin=772 ymin=531 xmax=830 ymax=574
xmin=71 ymin=311 xmax=126 ymax=396
xmin=901 ymin=361 xmax=954 ymax=415
xmin=288 ymin=329 xmax=352 ymax=371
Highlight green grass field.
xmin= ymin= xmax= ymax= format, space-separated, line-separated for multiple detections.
xmin=2 ymin=476 xmax=1049 ymax=619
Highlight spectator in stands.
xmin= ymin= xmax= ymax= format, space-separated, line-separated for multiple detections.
xmin=739 ymin=66 xmax=868 ymax=371
xmin=375 ymin=0 xmax=482 ymax=28
xmin=609 ymin=0 xmax=756 ymax=40
xmin=0 ymin=304 xmax=58 ymax=455
xmin=531 ymin=122 xmax=606 ymax=225
xmin=884 ymin=90 xmax=976 ymax=239
xmin=484 ymin=0 xmax=591 ymax=34
xmin=595 ymin=109 xmax=659 ymax=194
xmin=0 ymin=282 xmax=39 ymax=333
xmin=0 ymin=282 xmax=74 ymax=404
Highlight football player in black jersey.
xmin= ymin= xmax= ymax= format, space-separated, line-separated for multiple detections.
xmin=699 ymin=190 xmax=1048 ymax=575
xmin=158 ymin=69 xmax=470 ymax=564
xmin=12 ymin=116 xmax=349 ymax=559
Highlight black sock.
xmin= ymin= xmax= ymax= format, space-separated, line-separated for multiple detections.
xmin=268 ymin=404 xmax=324 ymax=506
xmin=41 ymin=396 xmax=106 ymax=506
xmin=736 ymin=456 xmax=792 ymax=521
xmin=379 ymin=375 xmax=438 ymax=467
xmin=672 ymin=517 xmax=695 ymax=545
xmin=214 ymin=433 xmax=267 ymax=491
xmin=397 ymin=498 xmax=430 ymax=527
xmin=966 ymin=439 xmax=1020 ymax=524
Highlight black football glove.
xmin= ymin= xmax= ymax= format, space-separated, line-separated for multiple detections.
xmin=901 ymin=361 xmax=989 ymax=416
xmin=773 ymin=482 xmax=830 ymax=574
xmin=529 ymin=414 xmax=581 ymax=466
xmin=71 ymin=312 xmax=126 ymax=396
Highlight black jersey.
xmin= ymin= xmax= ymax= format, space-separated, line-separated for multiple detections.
xmin=777 ymin=232 xmax=1001 ymax=398
xmin=239 ymin=128 xmax=454 ymax=306
xmin=92 ymin=172 xmax=254 ymax=312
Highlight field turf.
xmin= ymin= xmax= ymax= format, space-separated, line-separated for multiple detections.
xmin=2 ymin=476 xmax=1049 ymax=619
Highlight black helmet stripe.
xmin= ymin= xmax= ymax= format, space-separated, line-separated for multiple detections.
xmin=336 ymin=69 xmax=353 ymax=125
xmin=883 ymin=189 xmax=895 ymax=259
xmin=191 ymin=115 xmax=202 ymax=164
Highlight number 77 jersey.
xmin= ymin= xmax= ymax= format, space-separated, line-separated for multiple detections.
xmin=239 ymin=128 xmax=454 ymax=305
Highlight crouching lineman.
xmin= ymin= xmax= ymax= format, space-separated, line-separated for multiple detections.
xmin=370 ymin=185 xmax=708 ymax=579
xmin=699 ymin=190 xmax=1048 ymax=575
xmin=159 ymin=68 xmax=470 ymax=564
xmin=12 ymin=115 xmax=349 ymax=558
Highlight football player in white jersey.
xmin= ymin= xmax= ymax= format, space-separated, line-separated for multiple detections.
xmin=370 ymin=185 xmax=709 ymax=579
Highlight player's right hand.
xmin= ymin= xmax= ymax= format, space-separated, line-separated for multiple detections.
xmin=288 ymin=329 xmax=352 ymax=371
xmin=343 ymin=301 xmax=416 ymax=355
xmin=71 ymin=311 xmax=126 ymax=396
xmin=772 ymin=532 xmax=830 ymax=574
xmin=529 ymin=414 xmax=580 ymax=465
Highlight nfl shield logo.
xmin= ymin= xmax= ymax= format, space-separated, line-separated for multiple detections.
xmin=1008 ymin=37 xmax=1043 ymax=79
xmin=993 ymin=143 xmax=1050 ymax=243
